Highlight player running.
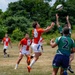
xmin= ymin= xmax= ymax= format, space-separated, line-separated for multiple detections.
xmin=27 ymin=21 xmax=55 ymax=72
xmin=15 ymin=33 xmax=31 ymax=69
xmin=56 ymin=14 xmax=74 ymax=73
xmin=2 ymin=33 xmax=12 ymax=57
xmin=50 ymin=27 xmax=75 ymax=75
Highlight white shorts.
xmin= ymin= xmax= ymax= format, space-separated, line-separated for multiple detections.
xmin=20 ymin=49 xmax=30 ymax=55
xmin=3 ymin=46 xmax=8 ymax=50
xmin=31 ymin=43 xmax=41 ymax=52
xmin=39 ymin=43 xmax=42 ymax=46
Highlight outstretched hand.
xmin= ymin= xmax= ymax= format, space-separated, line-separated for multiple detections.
xmin=50 ymin=38 xmax=55 ymax=43
xmin=51 ymin=22 xmax=55 ymax=27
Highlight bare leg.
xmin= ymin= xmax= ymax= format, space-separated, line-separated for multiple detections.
xmin=15 ymin=53 xmax=23 ymax=69
xmin=52 ymin=68 xmax=59 ymax=75
xmin=27 ymin=52 xmax=41 ymax=72
xmin=68 ymin=53 xmax=74 ymax=73
xmin=25 ymin=54 xmax=31 ymax=65
xmin=60 ymin=68 xmax=64 ymax=75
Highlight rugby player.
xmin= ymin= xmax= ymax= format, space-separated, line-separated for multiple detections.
xmin=2 ymin=33 xmax=12 ymax=57
xmin=15 ymin=33 xmax=31 ymax=69
xmin=27 ymin=21 xmax=55 ymax=72
xmin=56 ymin=14 xmax=74 ymax=73
xmin=50 ymin=27 xmax=75 ymax=75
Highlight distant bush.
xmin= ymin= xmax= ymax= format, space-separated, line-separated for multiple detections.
xmin=11 ymin=28 xmax=24 ymax=41
xmin=43 ymin=30 xmax=61 ymax=45
xmin=0 ymin=25 xmax=7 ymax=39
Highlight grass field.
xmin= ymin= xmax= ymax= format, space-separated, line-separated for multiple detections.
xmin=0 ymin=43 xmax=75 ymax=75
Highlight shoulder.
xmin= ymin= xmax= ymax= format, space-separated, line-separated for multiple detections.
xmin=3 ymin=37 xmax=5 ymax=40
xmin=2 ymin=37 xmax=5 ymax=41
xmin=56 ymin=36 xmax=62 ymax=41
xmin=21 ymin=38 xmax=25 ymax=42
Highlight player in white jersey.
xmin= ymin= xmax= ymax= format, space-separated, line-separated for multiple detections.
xmin=2 ymin=33 xmax=12 ymax=57
xmin=14 ymin=33 xmax=31 ymax=69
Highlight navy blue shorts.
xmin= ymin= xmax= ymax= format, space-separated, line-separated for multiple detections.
xmin=52 ymin=54 xmax=69 ymax=70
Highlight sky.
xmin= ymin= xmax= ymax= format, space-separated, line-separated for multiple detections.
xmin=0 ymin=0 xmax=56 ymax=12
xmin=0 ymin=0 xmax=19 ymax=12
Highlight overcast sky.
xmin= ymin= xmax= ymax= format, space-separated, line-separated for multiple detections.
xmin=0 ymin=0 xmax=19 ymax=12
xmin=0 ymin=0 xmax=56 ymax=12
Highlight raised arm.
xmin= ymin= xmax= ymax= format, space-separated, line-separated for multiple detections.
xmin=44 ymin=22 xmax=55 ymax=33
xmin=56 ymin=14 xmax=60 ymax=27
xmin=66 ymin=15 xmax=71 ymax=28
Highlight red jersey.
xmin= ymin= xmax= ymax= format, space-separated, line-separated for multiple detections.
xmin=20 ymin=38 xmax=31 ymax=51
xmin=32 ymin=28 xmax=44 ymax=44
xmin=3 ymin=37 xmax=10 ymax=46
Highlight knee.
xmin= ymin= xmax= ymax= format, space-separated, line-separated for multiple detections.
xmin=52 ymin=72 xmax=56 ymax=75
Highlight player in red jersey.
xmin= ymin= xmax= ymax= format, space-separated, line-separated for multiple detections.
xmin=14 ymin=33 xmax=32 ymax=69
xmin=27 ymin=21 xmax=55 ymax=72
xmin=2 ymin=33 xmax=12 ymax=57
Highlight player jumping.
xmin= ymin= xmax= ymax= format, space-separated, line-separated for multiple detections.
xmin=56 ymin=14 xmax=74 ymax=73
xmin=27 ymin=21 xmax=55 ymax=72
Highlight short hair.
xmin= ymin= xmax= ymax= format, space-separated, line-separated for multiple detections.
xmin=32 ymin=21 xmax=38 ymax=28
xmin=63 ymin=27 xmax=69 ymax=34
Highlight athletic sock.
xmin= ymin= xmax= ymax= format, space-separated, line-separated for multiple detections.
xmin=15 ymin=64 xmax=18 ymax=69
xmin=29 ymin=58 xmax=36 ymax=68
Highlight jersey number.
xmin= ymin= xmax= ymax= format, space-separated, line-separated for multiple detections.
xmin=63 ymin=40 xmax=69 ymax=49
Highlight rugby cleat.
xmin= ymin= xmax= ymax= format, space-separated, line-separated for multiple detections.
xmin=27 ymin=66 xmax=31 ymax=73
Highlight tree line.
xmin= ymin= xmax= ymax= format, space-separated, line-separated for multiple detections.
xmin=0 ymin=0 xmax=75 ymax=41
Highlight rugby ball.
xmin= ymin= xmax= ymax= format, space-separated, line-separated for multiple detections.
xmin=56 ymin=4 xmax=63 ymax=10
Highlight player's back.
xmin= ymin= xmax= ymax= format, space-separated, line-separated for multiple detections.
xmin=56 ymin=36 xmax=74 ymax=56
xmin=32 ymin=28 xmax=44 ymax=44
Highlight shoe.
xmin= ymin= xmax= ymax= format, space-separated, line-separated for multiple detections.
xmin=4 ymin=55 xmax=6 ymax=58
xmin=27 ymin=66 xmax=31 ymax=73
xmin=31 ymin=56 xmax=34 ymax=59
xmin=63 ymin=71 xmax=68 ymax=75
xmin=31 ymin=54 xmax=35 ymax=59
xmin=7 ymin=54 xmax=10 ymax=57
xmin=68 ymin=66 xmax=74 ymax=73
xmin=14 ymin=67 xmax=17 ymax=70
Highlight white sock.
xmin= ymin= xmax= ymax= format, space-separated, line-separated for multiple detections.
xmin=32 ymin=54 xmax=35 ymax=57
xmin=29 ymin=58 xmax=36 ymax=68
xmin=15 ymin=64 xmax=18 ymax=69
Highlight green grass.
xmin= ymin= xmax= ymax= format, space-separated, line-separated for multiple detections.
xmin=0 ymin=44 xmax=75 ymax=75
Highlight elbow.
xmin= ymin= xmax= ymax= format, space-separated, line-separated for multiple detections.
xmin=72 ymin=48 xmax=75 ymax=53
xmin=51 ymin=45 xmax=55 ymax=48
xmin=52 ymin=46 xmax=55 ymax=48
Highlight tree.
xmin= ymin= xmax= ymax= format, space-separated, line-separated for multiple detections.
xmin=0 ymin=25 xmax=7 ymax=39
xmin=3 ymin=16 xmax=32 ymax=34
xmin=11 ymin=28 xmax=24 ymax=41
